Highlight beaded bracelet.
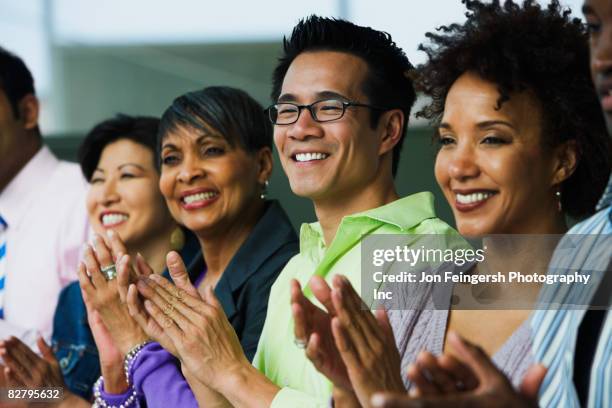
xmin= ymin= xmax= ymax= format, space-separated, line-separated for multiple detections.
xmin=93 ymin=376 xmax=137 ymax=408
xmin=123 ymin=340 xmax=152 ymax=385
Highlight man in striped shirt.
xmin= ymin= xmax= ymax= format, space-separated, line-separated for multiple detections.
xmin=531 ymin=1 xmax=612 ymax=407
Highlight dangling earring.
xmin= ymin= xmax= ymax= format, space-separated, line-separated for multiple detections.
xmin=170 ymin=227 xmax=185 ymax=251
xmin=555 ymin=189 xmax=562 ymax=212
xmin=260 ymin=180 xmax=269 ymax=200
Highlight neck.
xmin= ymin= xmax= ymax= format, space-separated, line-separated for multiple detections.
xmin=132 ymin=225 xmax=177 ymax=275
xmin=0 ymin=135 xmax=41 ymax=193
xmin=314 ymin=174 xmax=398 ymax=247
xmin=198 ymin=199 xmax=265 ymax=278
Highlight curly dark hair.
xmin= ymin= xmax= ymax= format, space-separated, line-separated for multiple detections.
xmin=417 ymin=0 xmax=611 ymax=218
xmin=271 ymin=15 xmax=416 ymax=177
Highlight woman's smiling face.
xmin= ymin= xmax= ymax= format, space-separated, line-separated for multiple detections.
xmin=86 ymin=138 xmax=173 ymax=247
xmin=159 ymin=124 xmax=267 ymax=237
xmin=435 ymin=72 xmax=562 ymax=236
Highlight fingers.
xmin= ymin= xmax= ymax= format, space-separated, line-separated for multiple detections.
xmin=330 ymin=282 xmax=369 ymax=357
xmin=137 ymin=276 xmax=200 ymax=330
xmin=519 ymin=364 xmax=547 ymax=400
xmin=415 ymin=351 xmax=456 ymax=393
xmin=166 ymin=251 xmax=199 ymax=298
xmin=117 ymin=254 xmax=132 ymax=303
xmin=437 ymin=353 xmax=479 ymax=391
xmin=447 ymin=331 xmax=499 ymax=382
xmin=77 ymin=262 xmax=94 ymax=297
xmin=406 ymin=362 xmax=438 ymax=396
xmin=148 ymin=274 xmax=201 ymax=312
xmin=371 ymin=392 xmax=419 ymax=408
xmin=82 ymin=245 xmax=105 ymax=289
xmin=106 ymin=229 xmax=128 ymax=262
xmin=143 ymin=299 xmax=184 ymax=339
xmin=304 ymin=332 xmax=324 ymax=371
xmin=36 ymin=337 xmax=56 ymax=364
xmin=309 ymin=276 xmax=336 ymax=315
xmin=0 ymin=338 xmax=36 ymax=383
xmin=136 ymin=253 xmax=154 ymax=277
xmin=92 ymin=234 xmax=115 ymax=270
xmin=331 ymin=316 xmax=359 ymax=369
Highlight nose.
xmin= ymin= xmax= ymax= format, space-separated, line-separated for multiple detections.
xmin=286 ymin=107 xmax=324 ymax=141
xmin=98 ymin=179 xmax=120 ymax=207
xmin=177 ymin=153 xmax=205 ymax=184
xmin=447 ymin=144 xmax=480 ymax=181
xmin=592 ymin=26 xmax=612 ymax=75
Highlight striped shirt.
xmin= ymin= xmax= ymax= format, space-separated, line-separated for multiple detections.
xmin=531 ymin=173 xmax=612 ymax=408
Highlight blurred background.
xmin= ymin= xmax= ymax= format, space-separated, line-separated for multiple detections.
xmin=0 ymin=0 xmax=585 ymax=228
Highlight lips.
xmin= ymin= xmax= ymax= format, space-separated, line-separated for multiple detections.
xmin=180 ymin=188 xmax=219 ymax=210
xmin=596 ymin=78 xmax=612 ymax=112
xmin=100 ymin=211 xmax=129 ymax=228
xmin=452 ymin=190 xmax=497 ymax=212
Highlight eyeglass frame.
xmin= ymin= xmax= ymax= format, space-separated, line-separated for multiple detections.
xmin=266 ymin=98 xmax=393 ymax=125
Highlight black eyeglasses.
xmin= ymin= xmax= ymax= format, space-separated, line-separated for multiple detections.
xmin=267 ymin=99 xmax=390 ymax=125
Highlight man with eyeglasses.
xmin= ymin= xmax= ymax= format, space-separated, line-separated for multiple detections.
xmin=155 ymin=16 xmax=461 ymax=408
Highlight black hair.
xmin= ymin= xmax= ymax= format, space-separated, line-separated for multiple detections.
xmin=0 ymin=46 xmax=35 ymax=119
xmin=271 ymin=15 xmax=416 ymax=177
xmin=78 ymin=114 xmax=160 ymax=181
xmin=417 ymin=0 xmax=611 ymax=217
xmin=158 ymin=86 xmax=271 ymax=163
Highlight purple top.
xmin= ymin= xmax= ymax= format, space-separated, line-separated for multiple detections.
xmin=100 ymin=342 xmax=197 ymax=407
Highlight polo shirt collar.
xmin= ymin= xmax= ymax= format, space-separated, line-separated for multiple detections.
xmin=300 ymin=191 xmax=437 ymax=253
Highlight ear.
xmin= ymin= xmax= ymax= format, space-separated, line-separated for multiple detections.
xmin=17 ymin=94 xmax=39 ymax=131
xmin=551 ymin=140 xmax=578 ymax=186
xmin=255 ymin=146 xmax=274 ymax=185
xmin=378 ymin=109 xmax=404 ymax=156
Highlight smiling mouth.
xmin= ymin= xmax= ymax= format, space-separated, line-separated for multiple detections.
xmin=181 ymin=191 xmax=219 ymax=205
xmin=292 ymin=152 xmax=329 ymax=163
xmin=101 ymin=213 xmax=129 ymax=227
xmin=455 ymin=191 xmax=496 ymax=205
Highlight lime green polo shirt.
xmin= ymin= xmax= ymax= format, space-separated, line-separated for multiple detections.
xmin=252 ymin=192 xmax=461 ymax=407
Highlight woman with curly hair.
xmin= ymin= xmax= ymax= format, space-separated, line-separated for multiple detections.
xmin=298 ymin=1 xmax=611 ymax=407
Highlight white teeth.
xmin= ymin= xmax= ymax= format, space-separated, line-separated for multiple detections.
xmin=294 ymin=152 xmax=329 ymax=162
xmin=183 ymin=191 xmax=218 ymax=204
xmin=456 ymin=192 xmax=494 ymax=204
xmin=102 ymin=213 xmax=128 ymax=226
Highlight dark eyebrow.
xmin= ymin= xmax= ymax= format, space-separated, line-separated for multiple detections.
xmin=277 ymin=90 xmax=350 ymax=103
xmin=118 ymin=163 xmax=146 ymax=171
xmin=476 ymin=120 xmax=516 ymax=131
xmin=438 ymin=120 xmax=516 ymax=131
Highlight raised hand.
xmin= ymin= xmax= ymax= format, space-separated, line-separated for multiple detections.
xmin=329 ymin=275 xmax=405 ymax=407
xmin=370 ymin=332 xmax=546 ymax=408
xmin=78 ymin=233 xmax=148 ymax=354
xmin=291 ymin=276 xmax=352 ymax=390
xmin=133 ymin=256 xmax=249 ymax=392
xmin=406 ymin=350 xmax=478 ymax=397
xmin=125 ymin=251 xmax=197 ymax=356
xmin=0 ymin=336 xmax=64 ymax=389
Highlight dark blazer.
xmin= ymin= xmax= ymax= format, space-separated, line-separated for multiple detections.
xmin=185 ymin=200 xmax=298 ymax=361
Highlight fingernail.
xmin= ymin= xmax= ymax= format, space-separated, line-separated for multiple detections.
xmin=370 ymin=394 xmax=385 ymax=407
xmin=144 ymin=300 xmax=153 ymax=309
xmin=107 ymin=229 xmax=115 ymax=238
xmin=149 ymin=274 xmax=161 ymax=282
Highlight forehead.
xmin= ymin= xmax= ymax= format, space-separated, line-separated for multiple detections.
xmin=162 ymin=122 xmax=228 ymax=147
xmin=97 ymin=139 xmax=153 ymax=168
xmin=584 ymin=0 xmax=612 ymax=15
xmin=443 ymin=73 xmax=542 ymax=129
xmin=280 ymin=51 xmax=369 ymax=102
